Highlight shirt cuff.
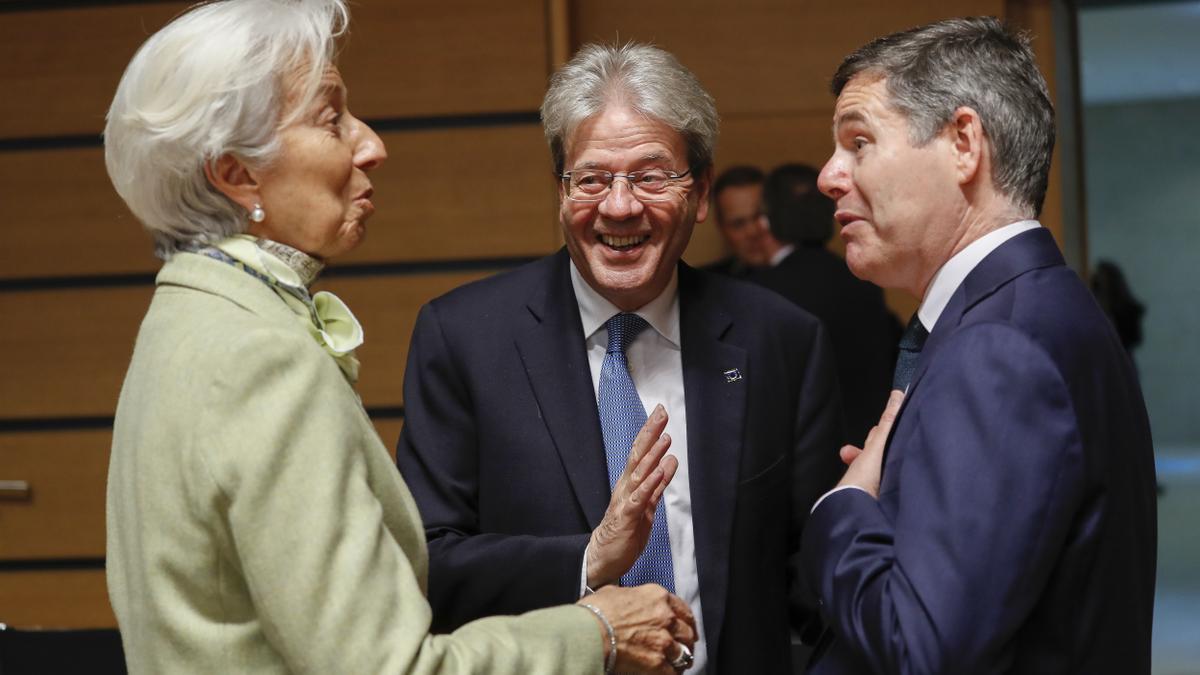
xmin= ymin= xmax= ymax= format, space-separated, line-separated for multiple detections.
xmin=579 ymin=543 xmax=590 ymax=598
xmin=810 ymin=485 xmax=871 ymax=514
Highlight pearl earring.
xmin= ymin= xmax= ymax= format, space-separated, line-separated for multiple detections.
xmin=249 ymin=203 xmax=266 ymax=223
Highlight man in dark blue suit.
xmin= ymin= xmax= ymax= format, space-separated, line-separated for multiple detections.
xmin=397 ymin=43 xmax=843 ymax=673
xmin=801 ymin=17 xmax=1157 ymax=674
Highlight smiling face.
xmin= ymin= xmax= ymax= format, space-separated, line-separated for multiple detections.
xmin=817 ymin=75 xmax=964 ymax=297
xmin=559 ymin=104 xmax=709 ymax=311
xmin=249 ymin=65 xmax=388 ymax=261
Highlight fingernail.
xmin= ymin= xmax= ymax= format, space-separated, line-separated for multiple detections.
xmin=655 ymin=404 xmax=665 ymax=418
xmin=661 ymin=432 xmax=670 ymax=443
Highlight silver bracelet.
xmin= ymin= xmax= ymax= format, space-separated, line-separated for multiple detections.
xmin=580 ymin=603 xmax=617 ymax=675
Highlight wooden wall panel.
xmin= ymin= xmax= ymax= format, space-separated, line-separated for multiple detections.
xmin=0 ymin=146 xmax=148 ymax=279
xmin=0 ymin=1 xmax=548 ymax=140
xmin=571 ymin=1 xmax=1004 ymax=117
xmin=0 ymin=431 xmax=109 ymax=560
xmin=318 ymin=272 xmax=494 ymax=408
xmin=0 ymin=273 xmax=494 ymax=419
xmin=0 ymin=286 xmax=150 ymax=419
xmin=341 ymin=0 xmax=549 ymax=118
xmin=0 ymin=570 xmax=114 ymax=629
xmin=337 ymin=125 xmax=560 ymax=266
xmin=0 ymin=126 xmax=556 ymax=280
xmin=0 ymin=3 xmax=190 ymax=138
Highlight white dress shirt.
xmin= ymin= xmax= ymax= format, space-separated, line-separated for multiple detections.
xmin=812 ymin=220 xmax=1043 ymax=513
xmin=570 ymin=262 xmax=708 ymax=674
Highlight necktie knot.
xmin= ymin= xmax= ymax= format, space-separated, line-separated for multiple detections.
xmin=605 ymin=313 xmax=649 ymax=354
xmin=898 ymin=314 xmax=929 ymax=351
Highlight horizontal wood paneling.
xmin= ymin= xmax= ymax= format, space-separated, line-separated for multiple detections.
xmin=1 ymin=126 xmax=557 ymax=280
xmin=0 ymin=272 xmax=492 ymax=419
xmin=0 ymin=569 xmax=115 ymax=628
xmin=316 ymin=272 xmax=493 ymax=408
xmin=340 ymin=0 xmax=549 ymax=120
xmin=0 ymin=431 xmax=109 ymax=560
xmin=0 ymin=146 xmax=148 ymax=280
xmin=0 ymin=0 xmax=548 ymax=140
xmin=336 ymin=124 xmax=560 ymax=266
xmin=571 ymin=0 xmax=1005 ymax=117
xmin=0 ymin=285 xmax=150 ymax=419
xmin=0 ymin=2 xmax=189 ymax=139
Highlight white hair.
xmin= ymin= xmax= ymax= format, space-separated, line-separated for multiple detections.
xmin=104 ymin=0 xmax=349 ymax=259
xmin=540 ymin=42 xmax=719 ymax=176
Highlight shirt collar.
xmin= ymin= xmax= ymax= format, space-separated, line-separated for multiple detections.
xmin=769 ymin=243 xmax=795 ymax=267
xmin=917 ymin=220 xmax=1042 ymax=331
xmin=569 ymin=261 xmax=681 ymax=348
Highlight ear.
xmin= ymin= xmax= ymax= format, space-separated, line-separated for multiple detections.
xmin=203 ymin=153 xmax=261 ymax=214
xmin=949 ymin=106 xmax=986 ymax=186
xmin=693 ymin=166 xmax=714 ymax=223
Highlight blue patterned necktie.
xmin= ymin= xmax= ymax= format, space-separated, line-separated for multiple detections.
xmin=598 ymin=313 xmax=675 ymax=592
xmin=893 ymin=313 xmax=930 ymax=391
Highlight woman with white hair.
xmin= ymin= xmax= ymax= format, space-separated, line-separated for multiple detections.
xmin=103 ymin=1 xmax=695 ymax=673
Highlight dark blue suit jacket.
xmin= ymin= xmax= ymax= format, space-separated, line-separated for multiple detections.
xmin=802 ymin=228 xmax=1157 ymax=674
xmin=397 ymin=249 xmax=844 ymax=673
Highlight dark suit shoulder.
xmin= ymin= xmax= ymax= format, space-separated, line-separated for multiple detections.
xmin=963 ymin=264 xmax=1120 ymax=368
xmin=683 ymin=264 xmax=824 ymax=336
xmin=428 ymin=253 xmax=560 ymax=311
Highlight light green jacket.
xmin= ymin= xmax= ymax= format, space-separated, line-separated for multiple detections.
xmin=106 ymin=252 xmax=601 ymax=674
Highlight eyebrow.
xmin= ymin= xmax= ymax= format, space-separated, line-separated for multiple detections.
xmin=834 ymin=109 xmax=868 ymax=130
xmin=831 ymin=109 xmax=869 ymax=143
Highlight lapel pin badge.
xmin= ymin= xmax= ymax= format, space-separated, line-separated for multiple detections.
xmin=723 ymin=368 xmax=743 ymax=383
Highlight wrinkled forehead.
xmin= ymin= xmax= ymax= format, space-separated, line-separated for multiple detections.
xmin=563 ymin=103 xmax=688 ymax=167
xmin=279 ymin=60 xmax=343 ymax=121
xmin=832 ymin=73 xmax=919 ymax=136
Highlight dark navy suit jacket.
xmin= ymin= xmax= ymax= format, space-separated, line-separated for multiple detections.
xmin=397 ymin=249 xmax=844 ymax=673
xmin=802 ymin=228 xmax=1157 ymax=674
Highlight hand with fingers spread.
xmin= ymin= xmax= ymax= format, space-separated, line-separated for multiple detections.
xmin=587 ymin=404 xmax=677 ymax=590
xmin=580 ymin=583 xmax=697 ymax=674
xmin=836 ymin=389 xmax=905 ymax=497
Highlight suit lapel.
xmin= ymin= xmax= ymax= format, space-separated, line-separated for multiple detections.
xmin=883 ymin=228 xmax=1066 ymax=480
xmin=910 ymin=227 xmax=1065 ymax=391
xmin=677 ymin=265 xmax=746 ymax=661
xmin=513 ymin=251 xmax=612 ymax=526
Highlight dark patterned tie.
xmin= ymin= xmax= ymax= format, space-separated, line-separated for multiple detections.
xmin=598 ymin=313 xmax=675 ymax=591
xmin=893 ymin=313 xmax=929 ymax=391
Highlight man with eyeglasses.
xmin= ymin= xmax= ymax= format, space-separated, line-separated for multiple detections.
xmin=396 ymin=42 xmax=844 ymax=674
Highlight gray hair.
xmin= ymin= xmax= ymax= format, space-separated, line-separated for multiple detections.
xmin=540 ymin=42 xmax=719 ymax=175
xmin=832 ymin=16 xmax=1055 ymax=217
xmin=104 ymin=0 xmax=349 ymax=259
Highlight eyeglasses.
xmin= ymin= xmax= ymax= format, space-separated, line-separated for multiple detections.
xmin=560 ymin=168 xmax=693 ymax=202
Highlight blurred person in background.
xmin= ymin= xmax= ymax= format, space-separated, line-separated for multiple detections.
xmin=754 ymin=163 xmax=898 ymax=445
xmin=704 ymin=165 xmax=789 ymax=278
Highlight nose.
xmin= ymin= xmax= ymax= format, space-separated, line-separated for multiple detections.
xmin=817 ymin=152 xmax=847 ymax=200
xmin=596 ymin=177 xmax=644 ymax=220
xmin=353 ymin=115 xmax=388 ymax=171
